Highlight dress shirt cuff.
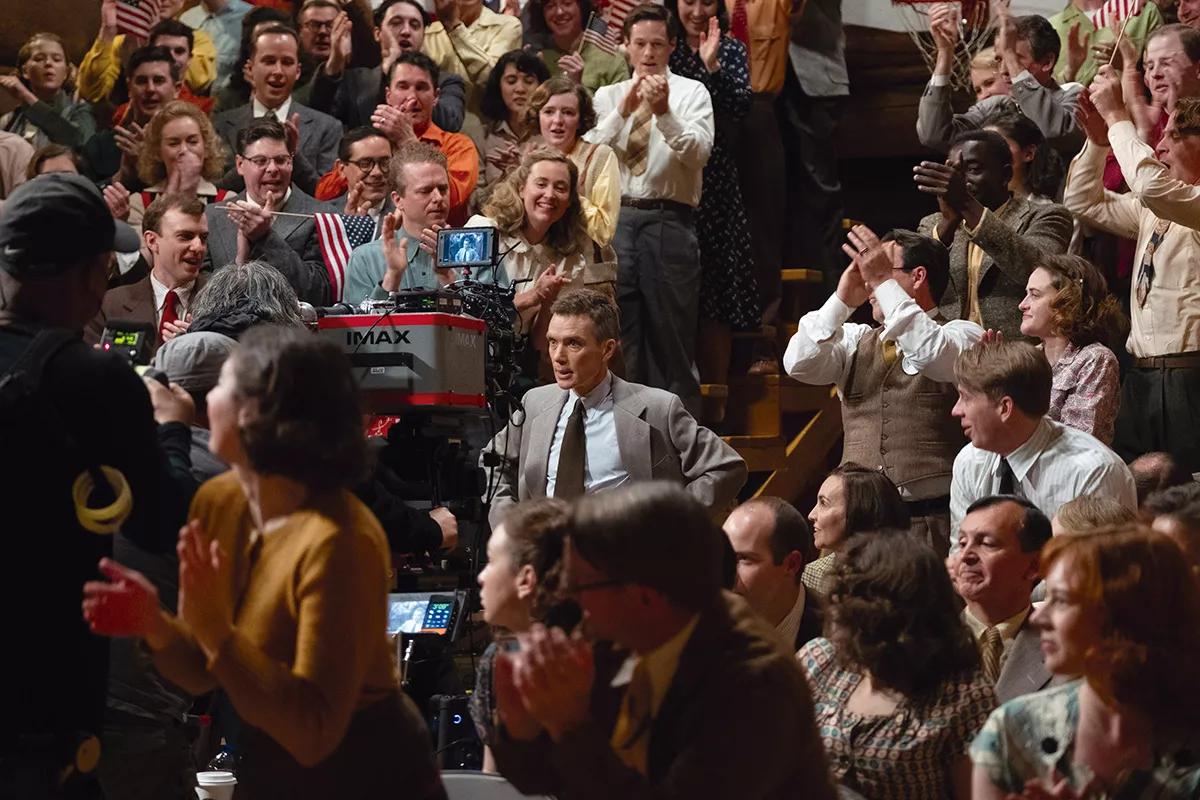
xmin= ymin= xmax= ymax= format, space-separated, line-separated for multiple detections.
xmin=655 ymin=108 xmax=684 ymax=143
xmin=874 ymin=279 xmax=911 ymax=320
xmin=965 ymin=206 xmax=989 ymax=238
xmin=802 ymin=292 xmax=855 ymax=341
xmin=930 ymin=74 xmax=950 ymax=87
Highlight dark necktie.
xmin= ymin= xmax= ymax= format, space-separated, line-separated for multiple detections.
xmin=159 ymin=289 xmax=179 ymax=343
xmin=554 ymin=399 xmax=587 ymax=499
xmin=997 ymin=457 xmax=1020 ymax=497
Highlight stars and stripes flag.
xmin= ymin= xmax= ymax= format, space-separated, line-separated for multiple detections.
xmin=114 ymin=0 xmax=159 ymax=40
xmin=1086 ymin=0 xmax=1144 ymax=30
xmin=314 ymin=213 xmax=376 ymax=303
xmin=581 ymin=13 xmax=619 ymax=55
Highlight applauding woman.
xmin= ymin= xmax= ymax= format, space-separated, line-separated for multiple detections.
xmin=475 ymin=51 xmax=549 ymax=208
xmin=83 ymin=327 xmax=446 ymax=799
xmin=972 ymin=527 xmax=1200 ymax=799
xmin=1 ymin=33 xmax=95 ymax=150
xmin=128 ymin=101 xmax=233 ymax=226
xmin=525 ymin=0 xmax=629 ymax=91
xmin=1019 ymin=254 xmax=1125 ymax=444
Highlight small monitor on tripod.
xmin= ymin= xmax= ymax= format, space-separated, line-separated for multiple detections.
xmin=435 ymin=227 xmax=498 ymax=271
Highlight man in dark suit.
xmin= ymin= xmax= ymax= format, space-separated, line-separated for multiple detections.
xmin=212 ymin=24 xmax=344 ymax=196
xmin=950 ymin=494 xmax=1054 ymax=704
xmin=723 ymin=497 xmax=823 ymax=652
xmin=86 ymin=194 xmax=209 ymax=356
xmin=327 ymin=126 xmax=395 ymax=233
xmin=490 ymin=482 xmax=836 ymax=800
xmin=914 ymin=128 xmax=1072 ymax=339
xmin=204 ymin=118 xmax=333 ymax=305
xmin=485 ymin=290 xmax=746 ymax=527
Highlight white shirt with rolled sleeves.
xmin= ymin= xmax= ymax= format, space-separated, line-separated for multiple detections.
xmin=584 ymin=70 xmax=714 ymax=207
xmin=949 ymin=417 xmax=1137 ymax=552
xmin=783 ymin=279 xmax=985 ymax=388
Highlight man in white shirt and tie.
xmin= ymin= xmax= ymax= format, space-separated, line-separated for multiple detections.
xmin=949 ymin=339 xmax=1137 ymax=548
xmin=485 ymin=289 xmax=745 ymax=527
xmin=86 ymin=194 xmax=208 ymax=356
xmin=586 ymin=3 xmax=714 ymax=417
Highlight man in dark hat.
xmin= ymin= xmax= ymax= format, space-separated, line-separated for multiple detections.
xmin=0 ymin=173 xmax=195 ymax=798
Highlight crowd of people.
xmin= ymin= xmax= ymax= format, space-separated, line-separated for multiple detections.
xmin=5 ymin=0 xmax=1200 ymax=797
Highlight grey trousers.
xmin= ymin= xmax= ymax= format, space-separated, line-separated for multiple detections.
xmin=613 ymin=204 xmax=702 ymax=416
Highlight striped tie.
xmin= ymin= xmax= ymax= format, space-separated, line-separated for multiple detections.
xmin=981 ymin=627 xmax=1003 ymax=683
xmin=626 ymin=102 xmax=653 ymax=176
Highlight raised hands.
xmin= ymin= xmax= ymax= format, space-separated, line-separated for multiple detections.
xmin=1073 ymin=92 xmax=1111 ymax=147
xmin=515 ymin=263 xmax=569 ymax=311
xmin=283 ymin=113 xmax=302 ymax=156
xmin=177 ymin=519 xmax=233 ymax=658
xmin=843 ymin=224 xmax=895 ymax=290
xmin=913 ymin=152 xmax=972 ymax=223
xmin=1088 ymin=64 xmax=1128 ymax=125
xmin=486 ymin=141 xmax=522 ymax=175
xmin=380 ymin=208 xmax=411 ymax=293
xmin=620 ymin=74 xmax=645 ymax=118
xmin=699 ymin=16 xmax=721 ymax=74
xmin=499 ymin=624 xmax=596 ymax=741
xmin=82 ymin=558 xmax=166 ymax=643
xmin=327 ymin=11 xmax=353 ymax=76
xmin=371 ymin=101 xmax=417 ymax=146
xmin=0 ymin=74 xmax=37 ymax=107
xmin=929 ymin=4 xmax=959 ymax=76
xmin=103 ymin=182 xmax=132 ymax=221
xmin=639 ymin=74 xmax=670 ymax=116
xmin=558 ymin=51 xmax=585 ymax=85
xmin=227 ymin=190 xmax=277 ymax=244
xmin=166 ymin=149 xmax=204 ymax=195
xmin=344 ymin=179 xmax=374 ymax=215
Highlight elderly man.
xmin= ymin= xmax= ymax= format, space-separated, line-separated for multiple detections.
xmin=1067 ymin=65 xmax=1200 ymax=474
xmin=723 ymin=497 xmax=822 ymax=651
xmin=484 ymin=290 xmax=746 ymax=527
xmin=951 ymin=495 xmax=1054 ymax=703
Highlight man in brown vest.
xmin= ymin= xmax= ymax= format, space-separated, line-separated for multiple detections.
xmin=783 ymin=224 xmax=984 ymax=555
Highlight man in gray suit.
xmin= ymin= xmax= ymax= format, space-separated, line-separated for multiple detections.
xmin=203 ymin=118 xmax=333 ymax=305
xmin=950 ymin=494 xmax=1053 ymax=704
xmin=914 ymin=129 xmax=1072 ymax=339
xmin=212 ymin=24 xmax=344 ymax=196
xmin=485 ymin=289 xmax=747 ymax=527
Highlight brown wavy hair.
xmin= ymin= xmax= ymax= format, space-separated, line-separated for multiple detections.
xmin=1042 ymin=526 xmax=1200 ymax=729
xmin=826 ymin=532 xmax=981 ymax=699
xmin=525 ymin=75 xmax=598 ymax=138
xmin=499 ymin=499 xmax=570 ymax=622
xmin=1037 ymin=254 xmax=1128 ymax=348
xmin=138 ymin=100 xmax=228 ymax=186
xmin=482 ymin=146 xmax=589 ymax=257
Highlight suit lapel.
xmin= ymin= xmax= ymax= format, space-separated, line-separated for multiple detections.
xmin=524 ymin=389 xmax=569 ymax=498
xmin=994 ymin=616 xmax=1051 ymax=703
xmin=977 ymin=197 xmax=1030 ymax=283
xmin=611 ymin=376 xmax=652 ymax=482
xmin=271 ymin=192 xmax=307 ymax=242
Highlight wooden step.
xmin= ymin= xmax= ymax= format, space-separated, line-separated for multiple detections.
xmin=725 ymin=374 xmax=781 ymax=437
xmin=699 ymin=383 xmax=729 ymax=399
xmin=781 ymin=268 xmax=824 ymax=284
xmin=723 ymin=435 xmax=787 ymax=472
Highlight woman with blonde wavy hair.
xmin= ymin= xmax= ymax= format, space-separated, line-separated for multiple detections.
xmin=971 ymin=526 xmax=1200 ymax=799
xmin=127 ymin=100 xmax=232 ymax=226
xmin=1018 ymin=253 xmax=1127 ymax=444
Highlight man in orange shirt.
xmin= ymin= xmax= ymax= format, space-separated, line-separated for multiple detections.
xmin=370 ymin=51 xmax=478 ymax=224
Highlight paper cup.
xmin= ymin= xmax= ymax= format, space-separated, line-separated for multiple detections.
xmin=195 ymin=770 xmax=237 ymax=800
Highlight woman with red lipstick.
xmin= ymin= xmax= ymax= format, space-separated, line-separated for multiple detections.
xmin=1018 ymin=254 xmax=1125 ymax=445
xmin=1 ymin=33 xmax=96 ymax=151
xmin=971 ymin=527 xmax=1200 ymax=800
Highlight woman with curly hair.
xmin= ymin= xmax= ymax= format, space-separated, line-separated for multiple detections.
xmin=0 ymin=33 xmax=95 ymax=151
xmin=474 ymin=51 xmax=549 ymax=209
xmin=83 ymin=326 xmax=446 ymax=799
xmin=1018 ymin=254 xmax=1127 ymax=444
xmin=527 ymin=75 xmax=621 ymax=247
xmin=471 ymin=498 xmax=577 ymax=772
xmin=799 ymin=533 xmax=995 ymax=799
xmin=972 ymin=527 xmax=1200 ymax=799
xmin=127 ymin=100 xmax=233 ymax=226
xmin=802 ymin=463 xmax=911 ymax=596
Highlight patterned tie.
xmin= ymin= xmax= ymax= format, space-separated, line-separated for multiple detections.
xmin=729 ymin=0 xmax=749 ymax=46
xmin=159 ymin=289 xmax=179 ymax=343
xmin=980 ymin=627 xmax=1003 ymax=683
xmin=1136 ymin=218 xmax=1170 ymax=308
xmin=626 ymin=102 xmax=653 ymax=177
xmin=610 ymin=662 xmax=653 ymax=776
xmin=554 ymin=399 xmax=587 ymax=499
xmin=881 ymin=338 xmax=899 ymax=368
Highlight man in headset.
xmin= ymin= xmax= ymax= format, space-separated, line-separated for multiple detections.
xmin=0 ymin=173 xmax=195 ymax=798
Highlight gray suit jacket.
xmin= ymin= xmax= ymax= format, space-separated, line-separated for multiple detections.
xmin=202 ymin=187 xmax=334 ymax=306
xmin=916 ymin=77 xmax=1084 ymax=157
xmin=994 ymin=616 xmax=1054 ymax=705
xmin=212 ymin=101 xmax=343 ymax=197
xmin=919 ymin=195 xmax=1072 ymax=339
xmin=485 ymin=374 xmax=747 ymax=527
xmin=308 ymin=64 xmax=467 ymax=133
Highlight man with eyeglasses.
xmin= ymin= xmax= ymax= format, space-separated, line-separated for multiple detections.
xmin=1067 ymin=68 xmax=1200 ymax=474
xmin=783 ymin=225 xmax=983 ymax=556
xmin=328 ymin=127 xmax=395 ymax=229
xmin=204 ymin=118 xmax=334 ymax=305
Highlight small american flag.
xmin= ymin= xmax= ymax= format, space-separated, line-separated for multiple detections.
xmin=1087 ymin=0 xmax=1144 ymax=30
xmin=599 ymin=0 xmax=641 ymax=48
xmin=581 ymin=13 xmax=619 ymax=55
xmin=114 ymin=0 xmax=159 ymax=40
xmin=314 ymin=213 xmax=376 ymax=303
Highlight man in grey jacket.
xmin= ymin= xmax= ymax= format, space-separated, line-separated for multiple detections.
xmin=917 ymin=8 xmax=1084 ymax=158
xmin=485 ymin=289 xmax=746 ymax=527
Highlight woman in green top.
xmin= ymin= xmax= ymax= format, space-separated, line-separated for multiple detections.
xmin=0 ymin=33 xmax=96 ymax=150
xmin=525 ymin=0 xmax=629 ymax=93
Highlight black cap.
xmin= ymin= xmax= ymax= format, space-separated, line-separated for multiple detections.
xmin=0 ymin=173 xmax=140 ymax=279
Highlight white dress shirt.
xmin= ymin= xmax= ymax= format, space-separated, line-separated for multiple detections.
xmin=775 ymin=585 xmax=807 ymax=651
xmin=544 ymin=370 xmax=629 ymax=497
xmin=585 ymin=70 xmax=714 ymax=208
xmin=784 ymin=279 xmax=985 ymax=388
xmin=252 ymin=94 xmax=294 ymax=121
xmin=950 ymin=417 xmax=1136 ymax=549
xmin=150 ymin=274 xmax=196 ymax=328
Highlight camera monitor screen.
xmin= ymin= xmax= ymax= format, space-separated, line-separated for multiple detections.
xmin=387 ymin=593 xmax=458 ymax=636
xmin=436 ymin=226 xmax=497 ymax=269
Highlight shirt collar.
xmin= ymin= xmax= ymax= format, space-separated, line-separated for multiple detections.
xmin=252 ymin=94 xmax=293 ymax=121
xmin=611 ymin=614 xmax=701 ymax=719
xmin=417 ymin=119 xmax=447 ymax=146
xmin=150 ymin=272 xmax=196 ymax=311
xmin=774 ymin=585 xmax=807 ymax=648
xmin=571 ymin=369 xmax=613 ymax=408
xmin=963 ymin=605 xmax=1031 ymax=643
xmin=1002 ymin=417 xmax=1055 ymax=483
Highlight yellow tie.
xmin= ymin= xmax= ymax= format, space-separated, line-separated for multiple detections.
xmin=881 ymin=338 xmax=899 ymax=368
xmin=626 ymin=103 xmax=653 ymax=177
xmin=610 ymin=662 xmax=653 ymax=775
xmin=980 ymin=627 xmax=1003 ymax=683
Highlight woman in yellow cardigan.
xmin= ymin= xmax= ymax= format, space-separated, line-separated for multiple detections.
xmin=83 ymin=326 xmax=447 ymax=800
